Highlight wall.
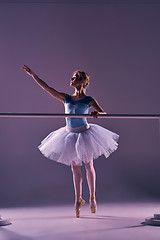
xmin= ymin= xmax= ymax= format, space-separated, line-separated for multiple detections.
xmin=0 ymin=1 xmax=160 ymax=207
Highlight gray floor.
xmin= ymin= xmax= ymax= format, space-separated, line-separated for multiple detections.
xmin=0 ymin=202 xmax=160 ymax=240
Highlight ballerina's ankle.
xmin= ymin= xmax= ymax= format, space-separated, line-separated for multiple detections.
xmin=89 ymin=193 xmax=96 ymax=207
xmin=75 ymin=195 xmax=82 ymax=202
xmin=90 ymin=192 xmax=96 ymax=200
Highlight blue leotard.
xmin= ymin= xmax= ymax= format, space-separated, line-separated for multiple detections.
xmin=64 ymin=94 xmax=93 ymax=128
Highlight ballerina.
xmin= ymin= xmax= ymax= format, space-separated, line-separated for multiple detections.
xmin=22 ymin=65 xmax=119 ymax=218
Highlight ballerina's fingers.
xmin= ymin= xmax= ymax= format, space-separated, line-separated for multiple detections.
xmin=22 ymin=65 xmax=32 ymax=74
xmin=90 ymin=111 xmax=99 ymax=118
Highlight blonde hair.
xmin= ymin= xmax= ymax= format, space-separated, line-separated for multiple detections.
xmin=73 ymin=70 xmax=90 ymax=89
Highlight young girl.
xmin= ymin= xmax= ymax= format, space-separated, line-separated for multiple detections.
xmin=22 ymin=65 xmax=119 ymax=218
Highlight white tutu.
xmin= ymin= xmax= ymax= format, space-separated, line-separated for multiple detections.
xmin=38 ymin=123 xmax=119 ymax=166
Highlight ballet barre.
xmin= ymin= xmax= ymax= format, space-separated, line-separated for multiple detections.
xmin=0 ymin=113 xmax=160 ymax=119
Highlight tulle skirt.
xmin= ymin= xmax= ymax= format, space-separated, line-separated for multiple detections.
xmin=38 ymin=123 xmax=119 ymax=166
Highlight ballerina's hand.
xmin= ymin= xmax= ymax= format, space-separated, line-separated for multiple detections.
xmin=90 ymin=111 xmax=99 ymax=118
xmin=21 ymin=65 xmax=33 ymax=76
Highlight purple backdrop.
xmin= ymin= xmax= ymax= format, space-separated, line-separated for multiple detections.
xmin=0 ymin=1 xmax=160 ymax=207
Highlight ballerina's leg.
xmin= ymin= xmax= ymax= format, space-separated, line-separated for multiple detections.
xmin=71 ymin=161 xmax=85 ymax=217
xmin=71 ymin=161 xmax=83 ymax=197
xmin=84 ymin=160 xmax=97 ymax=213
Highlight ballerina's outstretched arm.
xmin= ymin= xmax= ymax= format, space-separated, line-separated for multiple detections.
xmin=21 ymin=65 xmax=65 ymax=103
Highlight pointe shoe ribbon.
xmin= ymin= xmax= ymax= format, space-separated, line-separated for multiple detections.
xmin=75 ymin=198 xmax=86 ymax=218
xmin=89 ymin=193 xmax=97 ymax=214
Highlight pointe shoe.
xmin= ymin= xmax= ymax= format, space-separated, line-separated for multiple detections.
xmin=75 ymin=197 xmax=86 ymax=218
xmin=89 ymin=193 xmax=97 ymax=214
